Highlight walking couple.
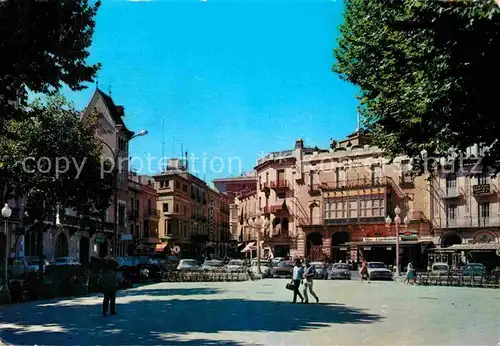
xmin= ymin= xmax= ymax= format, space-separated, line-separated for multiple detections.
xmin=291 ymin=258 xmax=319 ymax=304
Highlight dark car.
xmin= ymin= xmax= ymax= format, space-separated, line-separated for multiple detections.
xmin=273 ymin=260 xmax=294 ymax=278
xmin=462 ymin=263 xmax=485 ymax=277
xmin=329 ymin=263 xmax=351 ymax=280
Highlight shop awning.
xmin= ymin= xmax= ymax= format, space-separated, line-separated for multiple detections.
xmin=429 ymin=243 xmax=500 ymax=252
xmin=241 ymin=242 xmax=255 ymax=253
xmin=249 ymin=241 xmax=264 ymax=250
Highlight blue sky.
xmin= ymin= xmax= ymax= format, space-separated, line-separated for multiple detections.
xmin=63 ymin=0 xmax=359 ymax=181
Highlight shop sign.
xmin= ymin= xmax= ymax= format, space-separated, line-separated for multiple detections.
xmin=120 ymin=234 xmax=133 ymax=241
xmin=340 ymin=247 xmax=347 ymax=251
xmin=386 ymin=247 xmax=392 ymax=250
xmin=363 ymin=247 xmax=371 ymax=250
xmin=363 ymin=237 xmax=397 ymax=242
xmin=400 ymin=235 xmax=418 ymax=241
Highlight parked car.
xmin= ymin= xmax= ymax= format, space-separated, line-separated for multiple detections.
xmin=430 ymin=262 xmax=450 ymax=276
xmin=25 ymin=257 xmax=50 ymax=273
xmin=310 ymin=262 xmax=328 ymax=279
xmin=177 ymin=259 xmax=202 ymax=271
xmin=367 ymin=262 xmax=393 ymax=280
xmin=250 ymin=259 xmax=271 ymax=278
xmin=273 ymin=260 xmax=294 ymax=278
xmin=329 ymin=262 xmax=351 ymax=280
xmin=462 ymin=263 xmax=485 ymax=277
xmin=225 ymin=259 xmax=246 ymax=272
xmin=271 ymin=257 xmax=285 ymax=267
xmin=202 ymin=260 xmax=224 ymax=271
xmin=53 ymin=257 xmax=80 ymax=266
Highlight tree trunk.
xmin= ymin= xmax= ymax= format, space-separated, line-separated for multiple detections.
xmin=37 ymin=221 xmax=44 ymax=282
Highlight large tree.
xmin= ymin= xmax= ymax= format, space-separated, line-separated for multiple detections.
xmin=0 ymin=0 xmax=101 ymax=120
xmin=6 ymin=95 xmax=112 ymax=275
xmin=333 ymin=0 xmax=500 ymax=173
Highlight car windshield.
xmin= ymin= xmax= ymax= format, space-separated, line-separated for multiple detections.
xmin=279 ymin=261 xmax=294 ymax=268
xmin=368 ymin=263 xmax=387 ymax=269
xmin=55 ymin=258 xmax=69 ymax=263
xmin=333 ymin=263 xmax=348 ymax=269
xmin=465 ymin=264 xmax=483 ymax=269
xmin=311 ymin=263 xmax=324 ymax=268
xmin=228 ymin=260 xmax=244 ymax=266
xmin=433 ymin=265 xmax=448 ymax=271
xmin=182 ymin=260 xmax=198 ymax=266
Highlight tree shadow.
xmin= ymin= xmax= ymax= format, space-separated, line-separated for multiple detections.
xmin=0 ymin=291 xmax=382 ymax=345
xmin=120 ymin=287 xmax=225 ymax=297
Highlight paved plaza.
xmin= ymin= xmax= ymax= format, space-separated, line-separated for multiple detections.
xmin=0 ymin=279 xmax=499 ymax=345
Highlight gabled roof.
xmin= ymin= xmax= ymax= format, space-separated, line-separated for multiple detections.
xmin=88 ymin=88 xmax=134 ymax=138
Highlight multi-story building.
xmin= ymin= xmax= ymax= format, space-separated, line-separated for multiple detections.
xmin=253 ymin=130 xmax=433 ymax=268
xmin=430 ymin=144 xmax=500 ymax=247
xmin=128 ymin=174 xmax=160 ymax=255
xmin=154 ymin=158 xmax=230 ymax=259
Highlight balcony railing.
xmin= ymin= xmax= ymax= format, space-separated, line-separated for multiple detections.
xmin=443 ymin=188 xmax=461 ymax=199
xmin=317 ymin=177 xmax=387 ymax=191
xmin=270 ymin=180 xmax=289 ymax=189
xmin=263 ymin=204 xmax=288 ymax=214
xmin=472 ymin=184 xmax=493 ymax=196
xmin=144 ymin=208 xmax=160 ymax=218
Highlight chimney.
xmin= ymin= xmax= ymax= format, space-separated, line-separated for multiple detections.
xmin=295 ymin=138 xmax=304 ymax=149
xmin=185 ymin=151 xmax=188 ymax=171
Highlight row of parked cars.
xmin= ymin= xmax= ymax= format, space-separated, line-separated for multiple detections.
xmin=8 ymin=257 xmax=80 ymax=277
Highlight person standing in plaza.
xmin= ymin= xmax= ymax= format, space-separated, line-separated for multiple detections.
xmin=291 ymin=258 xmax=304 ymax=303
xmin=101 ymin=259 xmax=118 ymax=316
xmin=405 ymin=259 xmax=415 ymax=285
xmin=303 ymin=259 xmax=319 ymax=303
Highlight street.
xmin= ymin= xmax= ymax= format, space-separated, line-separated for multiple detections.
xmin=1 ymin=279 xmax=499 ymax=345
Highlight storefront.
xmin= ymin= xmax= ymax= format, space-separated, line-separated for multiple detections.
xmin=427 ymin=242 xmax=500 ymax=271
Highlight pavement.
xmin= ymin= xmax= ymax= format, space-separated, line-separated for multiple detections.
xmin=0 ymin=279 xmax=499 ymax=345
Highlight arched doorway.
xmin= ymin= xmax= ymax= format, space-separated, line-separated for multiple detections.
xmin=55 ymin=233 xmax=69 ymax=258
xmin=99 ymin=241 xmax=108 ymax=258
xmin=79 ymin=237 xmax=90 ymax=265
xmin=441 ymin=233 xmax=462 ymax=248
xmin=306 ymin=232 xmax=323 ymax=261
xmin=331 ymin=231 xmax=350 ymax=263
xmin=272 ymin=218 xmax=281 ymax=237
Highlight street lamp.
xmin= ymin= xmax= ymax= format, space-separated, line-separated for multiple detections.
xmin=247 ymin=211 xmax=269 ymax=275
xmin=2 ymin=203 xmax=12 ymax=296
xmin=101 ymin=130 xmax=148 ymax=257
xmin=385 ymin=206 xmax=409 ymax=277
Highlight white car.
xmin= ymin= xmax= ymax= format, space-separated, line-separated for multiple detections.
xmin=202 ymin=260 xmax=224 ymax=271
xmin=53 ymin=257 xmax=80 ymax=266
xmin=367 ymin=262 xmax=393 ymax=280
xmin=226 ymin=260 xmax=246 ymax=272
xmin=176 ymin=259 xmax=202 ymax=271
xmin=250 ymin=259 xmax=271 ymax=277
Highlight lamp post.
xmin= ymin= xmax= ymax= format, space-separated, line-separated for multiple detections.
xmin=247 ymin=211 xmax=269 ymax=275
xmin=101 ymin=130 xmax=148 ymax=257
xmin=385 ymin=206 xmax=410 ymax=277
xmin=2 ymin=203 xmax=12 ymax=296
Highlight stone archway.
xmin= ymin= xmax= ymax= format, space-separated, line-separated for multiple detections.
xmin=55 ymin=232 xmax=69 ymax=258
xmin=331 ymin=231 xmax=350 ymax=263
xmin=306 ymin=232 xmax=323 ymax=261
xmin=472 ymin=230 xmax=498 ymax=244
xmin=441 ymin=232 xmax=462 ymax=248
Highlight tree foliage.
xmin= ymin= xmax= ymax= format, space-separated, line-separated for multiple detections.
xmin=6 ymin=95 xmax=112 ymax=221
xmin=333 ymin=0 xmax=500 ymax=172
xmin=0 ymin=0 xmax=101 ymax=121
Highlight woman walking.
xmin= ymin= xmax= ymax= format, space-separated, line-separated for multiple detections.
xmin=405 ymin=259 xmax=415 ymax=285
xmin=360 ymin=258 xmax=368 ymax=283
xmin=291 ymin=258 xmax=304 ymax=303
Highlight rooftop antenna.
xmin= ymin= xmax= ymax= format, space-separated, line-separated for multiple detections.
xmin=96 ymin=80 xmax=99 ymax=89
xmin=161 ymin=115 xmax=165 ymax=171
xmin=356 ymin=111 xmax=361 ymax=132
xmin=172 ymin=138 xmax=175 ymax=158
xmin=181 ymin=142 xmax=184 ymax=160
xmin=108 ymin=85 xmax=112 ymax=97
xmin=185 ymin=151 xmax=188 ymax=172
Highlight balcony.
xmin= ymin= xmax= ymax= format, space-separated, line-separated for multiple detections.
xmin=472 ymin=184 xmax=495 ymax=196
xmin=260 ymin=182 xmax=270 ymax=191
xmin=263 ymin=204 xmax=289 ymax=215
xmin=442 ymin=188 xmax=461 ymax=199
xmin=270 ymin=180 xmax=289 ymax=190
xmin=317 ymin=177 xmax=387 ymax=191
xmin=144 ymin=208 xmax=160 ymax=218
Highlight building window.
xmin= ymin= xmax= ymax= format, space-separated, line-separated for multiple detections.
xmin=184 ymin=206 xmax=187 ymax=215
xmin=446 ymin=204 xmax=457 ymax=227
xmin=163 ymin=203 xmax=169 ymax=213
xmin=118 ymin=204 xmax=126 ymax=227
xmin=182 ymin=184 xmax=188 ymax=192
xmin=349 ymin=199 xmax=358 ymax=219
xmin=276 ymin=191 xmax=286 ymax=200
xmin=372 ymin=198 xmax=380 ymax=217
xmin=175 ymin=204 xmax=179 ymax=213
xmin=446 ymin=174 xmax=457 ymax=195
xmin=175 ymin=181 xmax=180 ymax=189
xmin=479 ymin=202 xmax=490 ymax=227
xmin=478 ymin=173 xmax=490 ymax=185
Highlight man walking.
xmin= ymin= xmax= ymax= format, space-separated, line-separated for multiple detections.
xmin=303 ymin=259 xmax=319 ymax=303
xmin=291 ymin=258 xmax=304 ymax=303
xmin=101 ymin=259 xmax=118 ymax=316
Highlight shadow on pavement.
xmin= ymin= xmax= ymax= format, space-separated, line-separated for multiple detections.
xmin=121 ymin=287 xmax=225 ymax=297
xmin=0 ymin=290 xmax=382 ymax=345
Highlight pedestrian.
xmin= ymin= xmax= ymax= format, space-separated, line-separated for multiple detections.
xmin=360 ymin=258 xmax=368 ymax=283
xmin=291 ymin=258 xmax=304 ymax=303
xmin=303 ymin=259 xmax=319 ymax=304
xmin=101 ymin=259 xmax=118 ymax=316
xmin=405 ymin=259 xmax=415 ymax=285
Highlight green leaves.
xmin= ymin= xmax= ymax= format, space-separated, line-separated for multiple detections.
xmin=334 ymin=0 xmax=500 ymax=172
